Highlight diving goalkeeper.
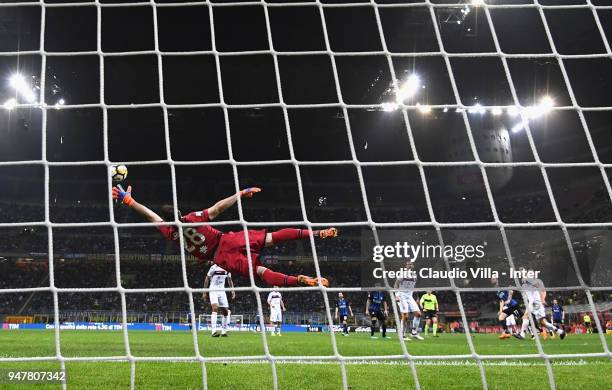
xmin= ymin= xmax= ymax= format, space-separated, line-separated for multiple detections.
xmin=112 ymin=185 xmax=336 ymax=287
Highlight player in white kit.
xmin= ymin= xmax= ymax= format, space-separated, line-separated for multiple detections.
xmin=514 ymin=273 xmax=565 ymax=340
xmin=203 ymin=264 xmax=235 ymax=337
xmin=505 ymin=314 xmax=517 ymax=333
xmin=393 ymin=262 xmax=423 ymax=341
xmin=267 ymin=288 xmax=286 ymax=336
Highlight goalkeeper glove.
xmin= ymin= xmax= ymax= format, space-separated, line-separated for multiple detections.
xmin=112 ymin=184 xmax=135 ymax=206
xmin=240 ymin=187 xmax=261 ymax=198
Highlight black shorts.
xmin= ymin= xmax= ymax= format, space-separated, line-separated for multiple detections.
xmin=370 ymin=310 xmax=386 ymax=321
xmin=338 ymin=314 xmax=348 ymax=323
xmin=553 ymin=318 xmax=563 ymax=325
xmin=423 ymin=310 xmax=437 ymax=319
xmin=502 ymin=305 xmax=523 ymax=319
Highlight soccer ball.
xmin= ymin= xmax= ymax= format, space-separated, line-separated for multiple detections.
xmin=111 ymin=165 xmax=128 ymax=182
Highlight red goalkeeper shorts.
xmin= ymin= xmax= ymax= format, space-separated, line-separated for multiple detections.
xmin=213 ymin=229 xmax=267 ymax=278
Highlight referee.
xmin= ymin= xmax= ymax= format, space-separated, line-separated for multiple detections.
xmin=420 ymin=291 xmax=439 ymax=337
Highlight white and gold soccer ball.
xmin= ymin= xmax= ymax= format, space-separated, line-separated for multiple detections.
xmin=111 ymin=164 xmax=128 ymax=183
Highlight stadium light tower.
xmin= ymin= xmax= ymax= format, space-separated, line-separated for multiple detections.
xmin=9 ymin=73 xmax=36 ymax=103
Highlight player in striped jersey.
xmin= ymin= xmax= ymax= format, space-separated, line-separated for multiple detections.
xmin=335 ymin=292 xmax=353 ymax=336
xmin=394 ymin=262 xmax=423 ymax=341
xmin=203 ymin=264 xmax=234 ymax=337
xmin=366 ymin=290 xmax=388 ymax=339
xmin=492 ymin=277 xmax=523 ymax=340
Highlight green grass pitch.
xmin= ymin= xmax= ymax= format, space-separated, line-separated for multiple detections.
xmin=0 ymin=330 xmax=610 ymax=389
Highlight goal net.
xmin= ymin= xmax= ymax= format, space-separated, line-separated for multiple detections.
xmin=1 ymin=1 xmax=611 ymax=390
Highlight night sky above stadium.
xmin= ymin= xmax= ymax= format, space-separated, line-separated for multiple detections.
xmin=1 ymin=0 xmax=612 ymax=224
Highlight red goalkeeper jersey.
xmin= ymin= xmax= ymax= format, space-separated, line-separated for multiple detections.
xmin=157 ymin=209 xmax=222 ymax=261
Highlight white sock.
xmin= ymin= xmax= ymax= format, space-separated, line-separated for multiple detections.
xmin=211 ymin=312 xmax=217 ymax=333
xmin=412 ymin=317 xmax=421 ymax=334
xmin=224 ymin=315 xmax=230 ymax=330
xmin=221 ymin=315 xmax=228 ymax=332
xmin=520 ymin=318 xmax=529 ymax=336
xmin=544 ymin=322 xmax=557 ymax=332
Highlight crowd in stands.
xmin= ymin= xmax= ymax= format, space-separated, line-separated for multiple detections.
xmin=1 ymin=258 xmax=609 ymax=325
xmin=2 ymin=181 xmax=612 ymax=324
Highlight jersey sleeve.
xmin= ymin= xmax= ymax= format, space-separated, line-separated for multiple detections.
xmin=267 ymin=292 xmax=273 ymax=303
xmin=183 ymin=209 xmax=210 ymax=223
xmin=157 ymin=225 xmax=177 ymax=241
xmin=207 ymin=266 xmax=215 ymax=277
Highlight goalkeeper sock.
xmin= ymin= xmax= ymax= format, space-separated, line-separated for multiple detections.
xmin=271 ymin=229 xmax=313 ymax=243
xmin=260 ymin=269 xmax=298 ymax=286
xmin=412 ymin=316 xmax=421 ymax=334
xmin=211 ymin=312 xmax=217 ymax=333
xmin=433 ymin=323 xmax=437 ymax=336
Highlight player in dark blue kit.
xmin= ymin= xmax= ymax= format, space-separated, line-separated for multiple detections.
xmin=335 ymin=293 xmax=354 ymax=336
xmin=366 ymin=291 xmax=389 ymax=339
xmin=187 ymin=311 xmax=193 ymax=331
xmin=550 ymin=299 xmax=565 ymax=338
xmin=496 ymin=288 xmax=523 ymax=339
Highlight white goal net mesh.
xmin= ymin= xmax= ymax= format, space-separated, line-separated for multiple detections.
xmin=1 ymin=1 xmax=612 ymax=390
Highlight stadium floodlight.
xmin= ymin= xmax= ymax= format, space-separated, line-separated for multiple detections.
xmin=396 ymin=74 xmax=420 ymax=102
xmin=491 ymin=107 xmax=503 ymax=116
xmin=468 ymin=103 xmax=485 ymax=114
xmin=9 ymin=73 xmax=36 ymax=103
xmin=58 ymin=98 xmax=65 ymax=105
xmin=523 ymin=96 xmax=554 ymax=119
xmin=539 ymin=95 xmax=554 ymax=114
xmin=512 ymin=123 xmax=524 ymax=133
xmin=507 ymin=106 xmax=520 ymax=117
xmin=3 ymin=98 xmax=17 ymax=110
xmin=416 ymin=103 xmax=431 ymax=114
xmin=381 ymin=102 xmax=398 ymax=112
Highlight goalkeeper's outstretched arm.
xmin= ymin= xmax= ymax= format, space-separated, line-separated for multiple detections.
xmin=207 ymin=187 xmax=262 ymax=220
xmin=112 ymin=185 xmax=163 ymax=223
